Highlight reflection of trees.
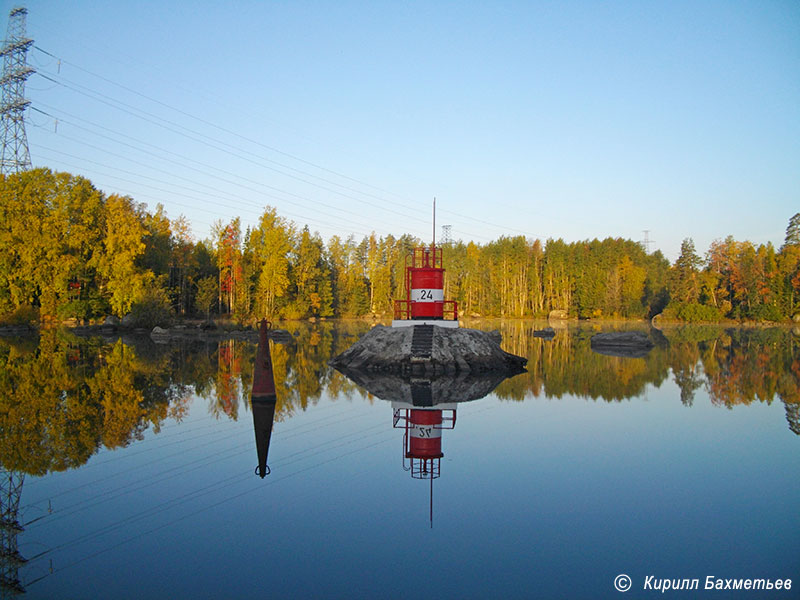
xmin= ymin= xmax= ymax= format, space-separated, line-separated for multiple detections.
xmin=4 ymin=321 xmax=798 ymax=478
xmin=209 ymin=339 xmax=243 ymax=419
xmin=207 ymin=323 xmax=800 ymax=437
xmin=470 ymin=320 xmax=672 ymax=402
xmin=656 ymin=327 xmax=800 ymax=435
xmin=164 ymin=321 xmax=374 ymax=424
xmin=0 ymin=323 xmax=378 ymax=476
xmin=464 ymin=322 xmax=800 ymax=434
xmin=273 ymin=321 xmax=373 ymax=419
xmin=693 ymin=328 xmax=796 ymax=410
xmin=668 ymin=337 xmax=704 ymax=406
xmin=0 ymin=332 xmax=193 ymax=475
xmin=673 ymin=365 xmax=704 ymax=406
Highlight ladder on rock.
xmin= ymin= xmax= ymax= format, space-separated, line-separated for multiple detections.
xmin=411 ymin=324 xmax=434 ymax=358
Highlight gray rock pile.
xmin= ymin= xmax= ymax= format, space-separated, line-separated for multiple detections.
xmin=329 ymin=325 xmax=527 ymax=375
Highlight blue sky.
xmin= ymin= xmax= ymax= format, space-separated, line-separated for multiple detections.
xmin=10 ymin=0 xmax=800 ymax=260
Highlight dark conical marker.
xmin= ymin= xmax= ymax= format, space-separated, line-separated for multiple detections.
xmin=251 ymin=319 xmax=275 ymax=399
xmin=251 ymin=319 xmax=277 ymax=478
xmin=252 ymin=395 xmax=276 ymax=478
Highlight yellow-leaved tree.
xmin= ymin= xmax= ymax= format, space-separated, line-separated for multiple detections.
xmin=248 ymin=206 xmax=293 ymax=319
xmin=98 ymin=194 xmax=151 ymax=317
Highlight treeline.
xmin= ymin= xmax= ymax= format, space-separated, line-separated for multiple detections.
xmin=2 ymin=168 xmax=799 ymax=323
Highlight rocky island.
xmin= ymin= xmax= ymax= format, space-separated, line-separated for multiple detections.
xmin=329 ymin=324 xmax=527 ymax=376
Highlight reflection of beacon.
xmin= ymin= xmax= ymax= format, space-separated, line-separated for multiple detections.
xmin=406 ymin=409 xmax=443 ymax=476
xmin=251 ymin=319 xmax=277 ymax=478
xmin=393 ymin=395 xmax=456 ymax=525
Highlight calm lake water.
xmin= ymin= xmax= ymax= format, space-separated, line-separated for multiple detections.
xmin=2 ymin=321 xmax=798 ymax=599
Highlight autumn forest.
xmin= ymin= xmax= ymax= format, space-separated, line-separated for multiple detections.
xmin=2 ymin=168 xmax=799 ymax=326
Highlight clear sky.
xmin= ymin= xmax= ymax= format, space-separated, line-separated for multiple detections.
xmin=8 ymin=0 xmax=799 ymax=261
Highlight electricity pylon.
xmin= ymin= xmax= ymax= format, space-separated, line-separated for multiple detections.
xmin=0 ymin=469 xmax=25 ymax=597
xmin=0 ymin=6 xmax=34 ymax=176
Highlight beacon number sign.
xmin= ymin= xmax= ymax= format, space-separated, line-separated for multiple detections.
xmin=411 ymin=289 xmax=444 ymax=303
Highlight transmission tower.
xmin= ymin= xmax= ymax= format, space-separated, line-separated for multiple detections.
xmin=0 ymin=469 xmax=26 ymax=597
xmin=0 ymin=14 xmax=32 ymax=594
xmin=441 ymin=224 xmax=452 ymax=245
xmin=0 ymin=6 xmax=34 ymax=176
xmin=640 ymin=230 xmax=653 ymax=254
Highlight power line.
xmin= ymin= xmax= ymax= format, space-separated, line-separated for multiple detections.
xmin=29 ymin=107 xmax=414 ymax=237
xmin=26 ymin=44 xmax=539 ymax=245
xmin=33 ymin=44 xmax=411 ymax=203
xmin=33 ymin=70 xmax=434 ymax=229
xmin=33 ymin=138 xmax=399 ymax=240
xmin=29 ymin=53 xmax=505 ymax=242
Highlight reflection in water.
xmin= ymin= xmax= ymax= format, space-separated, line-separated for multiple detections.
xmin=393 ymin=403 xmax=456 ymax=526
xmin=1 ymin=469 xmax=26 ymax=596
xmin=251 ymin=400 xmax=277 ymax=479
xmin=335 ymin=367 xmax=511 ymax=405
xmin=0 ymin=322 xmax=797 ymax=484
xmin=488 ymin=322 xmax=800 ymax=435
xmin=251 ymin=321 xmax=278 ymax=478
xmin=336 ymin=365 xmax=518 ymax=526
xmin=0 ymin=322 xmax=798 ymax=594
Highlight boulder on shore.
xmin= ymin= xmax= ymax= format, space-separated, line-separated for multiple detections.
xmin=590 ymin=331 xmax=654 ymax=358
xmin=150 ymin=326 xmax=170 ymax=343
xmin=329 ymin=325 xmax=527 ymax=375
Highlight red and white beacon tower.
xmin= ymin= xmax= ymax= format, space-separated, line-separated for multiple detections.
xmin=392 ymin=200 xmax=459 ymax=328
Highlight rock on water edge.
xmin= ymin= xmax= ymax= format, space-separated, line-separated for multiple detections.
xmin=329 ymin=324 xmax=527 ymax=375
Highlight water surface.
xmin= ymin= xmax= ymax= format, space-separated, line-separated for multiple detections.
xmin=1 ymin=321 xmax=797 ymax=599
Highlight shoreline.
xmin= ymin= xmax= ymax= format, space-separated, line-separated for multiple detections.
xmin=1 ymin=314 xmax=796 ymax=341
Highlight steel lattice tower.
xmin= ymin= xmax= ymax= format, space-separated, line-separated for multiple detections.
xmin=0 ymin=469 xmax=25 ymax=597
xmin=441 ymin=225 xmax=452 ymax=245
xmin=1 ymin=13 xmax=35 ymax=590
xmin=0 ymin=6 xmax=34 ymax=176
xmin=0 ymin=16 xmax=36 ymax=590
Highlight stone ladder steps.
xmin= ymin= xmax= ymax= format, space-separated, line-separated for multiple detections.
xmin=410 ymin=381 xmax=433 ymax=406
xmin=410 ymin=324 xmax=434 ymax=358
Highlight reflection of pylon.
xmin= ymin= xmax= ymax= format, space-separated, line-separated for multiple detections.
xmin=0 ymin=469 xmax=26 ymax=597
xmin=0 ymin=7 xmax=34 ymax=176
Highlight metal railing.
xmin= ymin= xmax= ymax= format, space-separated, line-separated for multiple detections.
xmin=393 ymin=299 xmax=458 ymax=320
